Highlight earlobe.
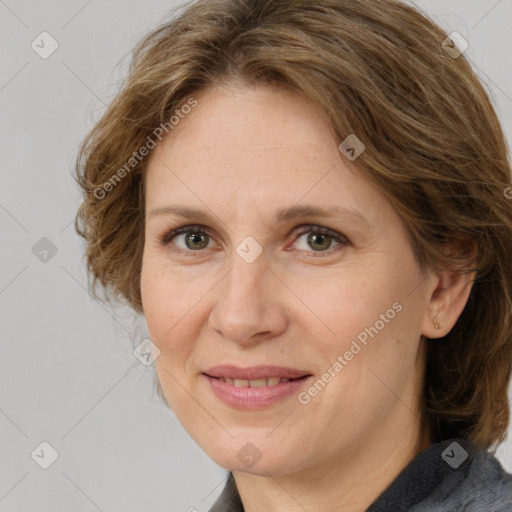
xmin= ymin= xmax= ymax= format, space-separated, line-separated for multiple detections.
xmin=422 ymin=312 xmax=444 ymax=339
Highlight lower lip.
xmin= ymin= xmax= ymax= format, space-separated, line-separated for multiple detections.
xmin=203 ymin=374 xmax=313 ymax=410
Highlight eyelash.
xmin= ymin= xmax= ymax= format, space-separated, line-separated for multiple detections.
xmin=158 ymin=224 xmax=350 ymax=258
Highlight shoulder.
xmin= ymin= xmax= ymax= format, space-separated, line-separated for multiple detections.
xmin=368 ymin=437 xmax=512 ymax=512
xmin=465 ymin=447 xmax=512 ymax=511
xmin=419 ymin=439 xmax=512 ymax=512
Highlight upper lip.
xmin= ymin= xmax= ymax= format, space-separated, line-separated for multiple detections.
xmin=204 ymin=365 xmax=312 ymax=380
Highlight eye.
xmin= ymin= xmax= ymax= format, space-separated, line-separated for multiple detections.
xmin=158 ymin=224 xmax=350 ymax=257
xmin=291 ymin=225 xmax=349 ymax=256
xmin=159 ymin=225 xmax=216 ymax=256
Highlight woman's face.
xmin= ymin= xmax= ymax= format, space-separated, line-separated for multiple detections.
xmin=141 ymin=84 xmax=435 ymax=476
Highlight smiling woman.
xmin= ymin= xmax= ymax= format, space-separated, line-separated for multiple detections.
xmin=73 ymin=0 xmax=512 ymax=510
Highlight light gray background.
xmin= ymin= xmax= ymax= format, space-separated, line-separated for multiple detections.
xmin=0 ymin=1 xmax=511 ymax=510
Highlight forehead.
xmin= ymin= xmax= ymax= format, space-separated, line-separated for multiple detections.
xmin=143 ymin=85 xmax=387 ymax=228
xmin=148 ymin=84 xmax=338 ymax=169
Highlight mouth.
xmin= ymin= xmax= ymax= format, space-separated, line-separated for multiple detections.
xmin=203 ymin=364 xmax=312 ymax=382
xmin=202 ymin=371 xmax=313 ymax=410
xmin=204 ymin=374 xmax=311 ymax=388
xmin=201 ymin=365 xmax=313 ymax=409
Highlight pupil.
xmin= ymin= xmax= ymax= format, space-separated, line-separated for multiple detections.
xmin=309 ymin=233 xmax=330 ymax=251
xmin=186 ymin=231 xmax=208 ymax=250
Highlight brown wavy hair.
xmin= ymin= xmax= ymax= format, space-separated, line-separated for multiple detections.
xmin=73 ymin=0 xmax=512 ymax=451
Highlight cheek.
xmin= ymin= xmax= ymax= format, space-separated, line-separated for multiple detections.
xmin=141 ymin=267 xmax=186 ymax=354
xmin=140 ymin=272 xmax=166 ymax=337
xmin=303 ymin=268 xmax=420 ymax=397
xmin=141 ymin=264 xmax=208 ymax=383
xmin=141 ymin=257 xmax=186 ymax=324
xmin=295 ymin=270 xmax=397 ymax=348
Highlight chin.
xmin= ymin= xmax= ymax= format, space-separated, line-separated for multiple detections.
xmin=203 ymin=440 xmax=306 ymax=477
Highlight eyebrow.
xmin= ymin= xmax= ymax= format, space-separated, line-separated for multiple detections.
xmin=148 ymin=204 xmax=370 ymax=229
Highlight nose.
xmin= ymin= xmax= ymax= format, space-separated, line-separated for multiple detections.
xmin=208 ymin=250 xmax=288 ymax=347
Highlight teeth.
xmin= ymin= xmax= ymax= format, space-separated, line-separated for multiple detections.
xmin=218 ymin=376 xmax=295 ymax=387
xmin=267 ymin=377 xmax=281 ymax=386
xmin=248 ymin=379 xmax=267 ymax=388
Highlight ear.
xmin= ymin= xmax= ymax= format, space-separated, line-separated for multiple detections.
xmin=421 ymin=239 xmax=478 ymax=339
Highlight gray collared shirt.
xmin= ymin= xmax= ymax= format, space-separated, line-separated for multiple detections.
xmin=209 ymin=438 xmax=512 ymax=511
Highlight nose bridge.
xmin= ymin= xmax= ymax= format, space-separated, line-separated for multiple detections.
xmin=222 ymin=246 xmax=268 ymax=312
xmin=222 ymin=223 xmax=268 ymax=298
xmin=209 ymin=244 xmax=284 ymax=343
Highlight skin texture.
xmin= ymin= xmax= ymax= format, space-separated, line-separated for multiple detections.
xmin=140 ymin=84 xmax=475 ymax=512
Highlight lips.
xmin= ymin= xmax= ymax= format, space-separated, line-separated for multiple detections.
xmin=203 ymin=367 xmax=314 ymax=409
xmin=204 ymin=364 xmax=312 ymax=381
